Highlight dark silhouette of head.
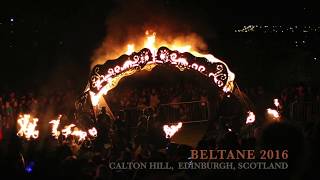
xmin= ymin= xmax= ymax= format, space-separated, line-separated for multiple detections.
xmin=259 ymin=122 xmax=304 ymax=178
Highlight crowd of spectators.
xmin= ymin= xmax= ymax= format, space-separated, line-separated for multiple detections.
xmin=0 ymin=81 xmax=319 ymax=179
xmin=106 ymin=81 xmax=209 ymax=111
xmin=242 ymin=83 xmax=320 ymax=123
xmin=1 ymin=108 xmax=319 ymax=179
xmin=0 ymin=89 xmax=77 ymax=139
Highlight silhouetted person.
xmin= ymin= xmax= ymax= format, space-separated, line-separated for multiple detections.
xmin=113 ymin=113 xmax=128 ymax=139
xmin=258 ymin=122 xmax=304 ymax=180
xmin=95 ymin=107 xmax=111 ymax=150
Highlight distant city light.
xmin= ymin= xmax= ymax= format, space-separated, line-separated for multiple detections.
xmin=235 ymin=25 xmax=320 ymax=33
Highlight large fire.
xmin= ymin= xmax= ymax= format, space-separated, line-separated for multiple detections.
xmin=163 ymin=122 xmax=183 ymax=138
xmin=89 ymin=31 xmax=235 ymax=107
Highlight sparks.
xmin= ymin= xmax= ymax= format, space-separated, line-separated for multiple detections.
xmin=163 ymin=122 xmax=182 ymax=138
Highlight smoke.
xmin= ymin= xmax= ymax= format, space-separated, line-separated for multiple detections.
xmin=90 ymin=0 xmax=213 ymax=67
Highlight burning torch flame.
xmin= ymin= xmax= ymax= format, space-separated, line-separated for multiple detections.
xmin=274 ymin=98 xmax=280 ymax=108
xmin=49 ymin=115 xmax=62 ymax=139
xmin=88 ymin=127 xmax=98 ymax=137
xmin=17 ymin=114 xmax=39 ymax=140
xmin=71 ymin=128 xmax=87 ymax=142
xmin=163 ymin=122 xmax=182 ymax=138
xmin=246 ymin=111 xmax=255 ymax=124
xmin=61 ymin=124 xmax=76 ymax=138
xmin=267 ymin=108 xmax=280 ymax=120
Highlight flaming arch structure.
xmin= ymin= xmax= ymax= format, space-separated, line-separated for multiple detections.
xmin=76 ymin=46 xmax=235 ymax=120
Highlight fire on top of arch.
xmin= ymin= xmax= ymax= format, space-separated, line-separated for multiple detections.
xmin=86 ymin=46 xmax=235 ymax=107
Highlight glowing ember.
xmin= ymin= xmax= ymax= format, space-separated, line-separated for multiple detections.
xmin=88 ymin=127 xmax=98 ymax=137
xmin=267 ymin=108 xmax=280 ymax=119
xmin=61 ymin=124 xmax=76 ymax=138
xmin=246 ymin=111 xmax=256 ymax=124
xmin=228 ymin=128 xmax=232 ymax=132
xmin=163 ymin=122 xmax=182 ymax=138
xmin=49 ymin=115 xmax=61 ymax=139
xmin=274 ymin=98 xmax=280 ymax=107
xmin=17 ymin=114 xmax=39 ymax=140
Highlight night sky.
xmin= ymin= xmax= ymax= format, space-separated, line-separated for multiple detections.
xmin=1 ymin=1 xmax=319 ymax=92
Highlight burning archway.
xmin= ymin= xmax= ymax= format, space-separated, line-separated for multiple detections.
xmin=76 ymin=33 xmax=235 ymax=120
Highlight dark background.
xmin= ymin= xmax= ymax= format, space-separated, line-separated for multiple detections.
xmin=1 ymin=0 xmax=319 ymax=94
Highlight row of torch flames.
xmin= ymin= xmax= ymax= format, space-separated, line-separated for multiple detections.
xmin=245 ymin=98 xmax=281 ymax=125
xmin=162 ymin=99 xmax=281 ymax=138
xmin=16 ymin=113 xmax=181 ymax=141
xmin=16 ymin=99 xmax=281 ymax=141
xmin=17 ymin=114 xmax=97 ymax=142
xmin=161 ymin=97 xmax=281 ymax=137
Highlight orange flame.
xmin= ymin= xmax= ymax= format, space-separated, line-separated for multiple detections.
xmin=246 ymin=111 xmax=255 ymax=124
xmin=126 ymin=44 xmax=135 ymax=55
xmin=17 ymin=114 xmax=39 ymax=140
xmin=267 ymin=108 xmax=280 ymax=120
xmin=144 ymin=31 xmax=156 ymax=54
xmin=90 ymin=31 xmax=235 ymax=106
xmin=49 ymin=115 xmax=62 ymax=139
xmin=274 ymin=98 xmax=280 ymax=107
xmin=61 ymin=124 xmax=76 ymax=138
xmin=88 ymin=127 xmax=98 ymax=137
xmin=71 ymin=127 xmax=87 ymax=142
xmin=163 ymin=122 xmax=182 ymax=138
xmin=60 ymin=122 xmax=97 ymax=142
